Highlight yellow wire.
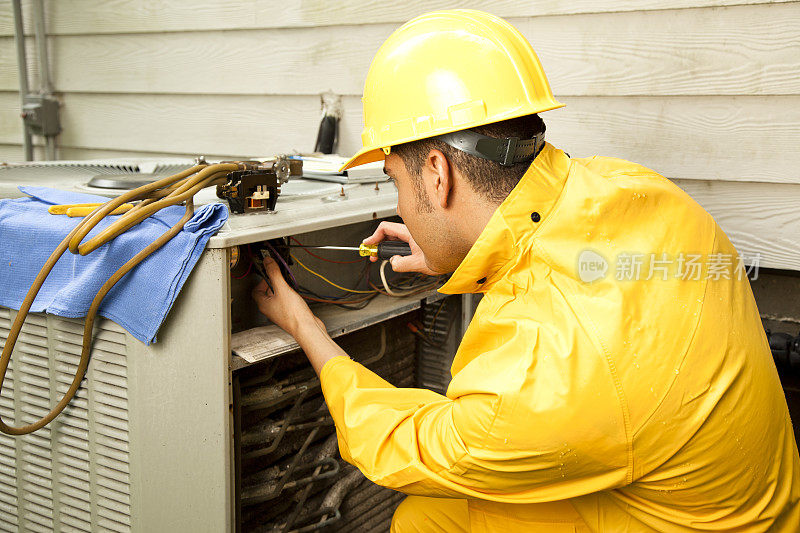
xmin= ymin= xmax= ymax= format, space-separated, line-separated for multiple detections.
xmin=290 ymin=254 xmax=376 ymax=294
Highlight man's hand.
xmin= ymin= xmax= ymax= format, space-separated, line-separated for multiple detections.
xmin=363 ymin=221 xmax=440 ymax=275
xmin=251 ymin=255 xmax=349 ymax=375
xmin=251 ymin=256 xmax=320 ymax=337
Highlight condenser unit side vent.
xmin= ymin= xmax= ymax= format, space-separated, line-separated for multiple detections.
xmin=0 ymin=308 xmax=132 ymax=532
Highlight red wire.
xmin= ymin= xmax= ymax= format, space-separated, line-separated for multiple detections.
xmin=231 ymin=259 xmax=253 ymax=279
xmin=290 ymin=236 xmax=364 ymax=264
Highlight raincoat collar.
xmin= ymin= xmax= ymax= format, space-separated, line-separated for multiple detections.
xmin=438 ymin=142 xmax=571 ymax=294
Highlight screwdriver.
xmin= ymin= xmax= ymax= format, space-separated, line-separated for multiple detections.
xmin=288 ymin=242 xmax=412 ymax=259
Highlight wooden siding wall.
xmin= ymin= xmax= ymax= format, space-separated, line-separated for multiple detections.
xmin=0 ymin=1 xmax=799 ymax=268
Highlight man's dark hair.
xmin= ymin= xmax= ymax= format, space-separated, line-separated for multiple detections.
xmin=392 ymin=114 xmax=546 ymax=203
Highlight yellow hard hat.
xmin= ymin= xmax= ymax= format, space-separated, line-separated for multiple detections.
xmin=341 ymin=9 xmax=564 ymax=171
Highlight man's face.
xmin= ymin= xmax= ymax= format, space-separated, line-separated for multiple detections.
xmin=383 ymin=153 xmax=463 ymax=273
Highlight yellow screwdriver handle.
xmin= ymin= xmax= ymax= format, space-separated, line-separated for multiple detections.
xmin=358 ymin=242 xmax=412 ymax=258
xmin=359 ymin=243 xmax=378 ymax=257
xmin=48 ymin=202 xmax=104 ymax=215
xmin=49 ymin=203 xmax=135 ymax=217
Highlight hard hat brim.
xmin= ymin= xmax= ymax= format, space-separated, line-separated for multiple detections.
xmin=339 ymin=147 xmax=386 ymax=172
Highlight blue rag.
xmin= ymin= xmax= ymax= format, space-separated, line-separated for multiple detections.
xmin=0 ymin=187 xmax=228 ymax=344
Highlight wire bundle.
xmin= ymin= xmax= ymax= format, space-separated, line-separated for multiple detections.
xmin=286 ymin=237 xmax=445 ymax=310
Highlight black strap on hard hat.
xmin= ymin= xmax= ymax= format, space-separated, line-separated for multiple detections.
xmin=434 ymin=130 xmax=545 ymax=166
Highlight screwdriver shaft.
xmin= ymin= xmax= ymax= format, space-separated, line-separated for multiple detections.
xmin=287 ymin=245 xmax=360 ymax=251
xmin=288 ymin=243 xmax=412 ymax=259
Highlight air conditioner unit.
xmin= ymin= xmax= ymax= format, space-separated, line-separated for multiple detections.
xmin=0 ymin=161 xmax=474 ymax=532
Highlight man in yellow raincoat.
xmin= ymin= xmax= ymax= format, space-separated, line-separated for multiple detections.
xmin=253 ymin=10 xmax=800 ymax=531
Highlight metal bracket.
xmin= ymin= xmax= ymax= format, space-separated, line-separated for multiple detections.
xmin=499 ymin=136 xmax=519 ymax=166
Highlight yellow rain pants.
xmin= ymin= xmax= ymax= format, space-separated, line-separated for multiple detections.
xmin=320 ymin=144 xmax=800 ymax=531
xmin=390 ymin=496 xmax=593 ymax=532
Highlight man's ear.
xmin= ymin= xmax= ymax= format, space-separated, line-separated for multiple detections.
xmin=425 ymin=149 xmax=453 ymax=209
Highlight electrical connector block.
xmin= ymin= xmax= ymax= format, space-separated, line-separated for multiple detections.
xmin=216 ymin=156 xmax=302 ymax=214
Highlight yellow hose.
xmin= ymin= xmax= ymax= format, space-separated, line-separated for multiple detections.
xmin=0 ymin=163 xmax=241 ymax=435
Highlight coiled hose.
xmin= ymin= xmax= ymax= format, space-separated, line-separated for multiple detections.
xmin=0 ymin=162 xmax=241 ymax=435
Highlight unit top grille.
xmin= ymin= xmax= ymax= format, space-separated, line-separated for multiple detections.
xmin=0 ymin=159 xmax=196 ymax=181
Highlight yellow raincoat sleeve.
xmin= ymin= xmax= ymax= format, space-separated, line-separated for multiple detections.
xmin=319 ymin=322 xmax=630 ymax=502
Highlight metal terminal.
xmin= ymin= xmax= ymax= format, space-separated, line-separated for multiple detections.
xmin=274 ymin=158 xmax=291 ymax=183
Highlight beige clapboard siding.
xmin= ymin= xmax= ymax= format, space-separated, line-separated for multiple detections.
xmin=674 ymin=179 xmax=800 ymax=271
xmin=0 ymin=0 xmax=795 ymax=36
xmin=0 ymin=144 xmax=210 ymax=164
xmin=3 ymin=92 xmax=799 ymax=184
xmin=1 ymin=35 xmax=43 ymax=94
xmin=0 ymin=91 xmax=364 ymax=157
xmin=0 ymin=92 xmax=24 ymax=144
xmin=545 ymin=96 xmax=800 ymax=184
xmin=0 ymin=143 xmax=20 ymax=161
xmin=1 ymin=3 xmax=799 ymax=96
xmin=0 ymin=143 xmax=44 ymax=162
